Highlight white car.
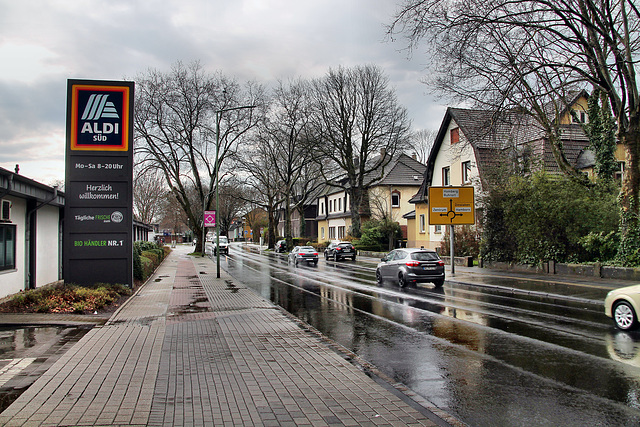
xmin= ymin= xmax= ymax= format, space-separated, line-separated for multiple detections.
xmin=605 ymin=284 xmax=640 ymax=330
xmin=212 ymin=236 xmax=229 ymax=255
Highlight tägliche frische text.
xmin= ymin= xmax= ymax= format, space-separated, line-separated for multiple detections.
xmin=74 ymin=240 xmax=124 ymax=247
xmin=74 ymin=211 xmax=124 ymax=223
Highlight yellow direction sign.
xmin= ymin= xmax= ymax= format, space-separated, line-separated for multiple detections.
xmin=428 ymin=186 xmax=475 ymax=225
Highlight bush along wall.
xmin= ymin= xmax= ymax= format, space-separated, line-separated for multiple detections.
xmin=133 ymin=241 xmax=169 ymax=283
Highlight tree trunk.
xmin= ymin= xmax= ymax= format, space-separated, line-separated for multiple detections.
xmin=268 ymin=208 xmax=277 ymax=249
xmin=349 ymin=187 xmax=363 ymax=238
xmin=619 ymin=118 xmax=640 ymax=239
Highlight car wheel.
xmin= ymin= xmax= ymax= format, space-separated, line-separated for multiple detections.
xmin=398 ymin=274 xmax=407 ymax=288
xmin=313 ymin=260 xmax=318 ymax=266
xmin=375 ymin=269 xmax=382 ymax=285
xmin=324 ymin=252 xmax=329 ymax=260
xmin=294 ymin=258 xmax=299 ymax=266
xmin=614 ymin=301 xmax=638 ymax=330
xmin=333 ymin=253 xmax=338 ymax=261
xmin=433 ymin=279 xmax=444 ymax=288
xmin=351 ymin=256 xmax=356 ymax=261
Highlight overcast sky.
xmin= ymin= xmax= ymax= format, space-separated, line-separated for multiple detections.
xmin=0 ymin=0 xmax=445 ymax=185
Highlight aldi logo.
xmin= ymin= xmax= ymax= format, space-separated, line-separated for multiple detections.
xmin=69 ymin=83 xmax=131 ymax=151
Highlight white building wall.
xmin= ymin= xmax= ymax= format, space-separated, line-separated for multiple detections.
xmin=430 ymin=120 xmax=480 ymax=246
xmin=1 ymin=196 xmax=26 ymax=297
xmin=35 ymin=205 xmax=61 ymax=287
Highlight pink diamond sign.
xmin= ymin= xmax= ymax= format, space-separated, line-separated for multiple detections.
xmin=204 ymin=211 xmax=216 ymax=227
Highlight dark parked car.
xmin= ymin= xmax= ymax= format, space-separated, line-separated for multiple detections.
xmin=324 ymin=242 xmax=356 ymax=261
xmin=376 ymin=248 xmax=445 ymax=288
xmin=288 ymin=246 xmax=319 ymax=266
xmin=275 ymin=240 xmax=286 ymax=253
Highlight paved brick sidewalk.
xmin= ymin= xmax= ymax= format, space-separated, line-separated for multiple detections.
xmin=0 ymin=246 xmax=457 ymax=426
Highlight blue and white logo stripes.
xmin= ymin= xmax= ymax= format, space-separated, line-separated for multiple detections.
xmin=81 ymin=94 xmax=120 ymax=120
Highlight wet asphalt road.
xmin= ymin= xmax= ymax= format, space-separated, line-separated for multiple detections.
xmin=223 ymin=244 xmax=640 ymax=427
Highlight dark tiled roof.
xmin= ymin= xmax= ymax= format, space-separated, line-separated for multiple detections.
xmin=376 ymin=153 xmax=427 ymax=186
xmin=410 ymin=101 xmax=591 ymax=204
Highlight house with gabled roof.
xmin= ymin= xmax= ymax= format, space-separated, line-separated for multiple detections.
xmin=315 ymin=152 xmax=426 ymax=243
xmin=407 ymin=91 xmax=604 ymax=250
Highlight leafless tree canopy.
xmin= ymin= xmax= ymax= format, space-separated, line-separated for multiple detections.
xmin=390 ymin=0 xmax=640 ymax=231
xmin=133 ymin=167 xmax=167 ymax=224
xmin=311 ymin=65 xmax=412 ymax=236
xmin=410 ymin=129 xmax=437 ymax=164
xmin=134 ymin=61 xmax=264 ymax=253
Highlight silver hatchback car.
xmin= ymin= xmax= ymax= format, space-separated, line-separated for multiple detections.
xmin=376 ymin=248 xmax=445 ymax=288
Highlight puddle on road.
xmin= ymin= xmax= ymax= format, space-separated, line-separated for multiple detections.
xmin=0 ymin=325 xmax=92 ymax=414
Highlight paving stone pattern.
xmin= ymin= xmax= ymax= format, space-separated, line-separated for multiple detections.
xmin=0 ymin=246 xmax=443 ymax=426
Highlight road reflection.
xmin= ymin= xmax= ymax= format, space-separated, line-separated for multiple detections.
xmin=227 ymin=246 xmax=640 ymax=426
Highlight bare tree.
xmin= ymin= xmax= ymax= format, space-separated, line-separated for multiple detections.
xmin=236 ymin=136 xmax=284 ymax=249
xmin=311 ymin=65 xmax=412 ymax=237
xmin=264 ymin=79 xmax=321 ymax=248
xmin=216 ymin=178 xmax=248 ymax=237
xmin=410 ymin=129 xmax=437 ymax=164
xmin=133 ymin=167 xmax=166 ymax=224
xmin=389 ymin=0 xmax=640 ymax=255
xmin=134 ymin=61 xmax=264 ymax=254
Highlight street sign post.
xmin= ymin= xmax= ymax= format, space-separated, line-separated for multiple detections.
xmin=428 ymin=186 xmax=475 ymax=276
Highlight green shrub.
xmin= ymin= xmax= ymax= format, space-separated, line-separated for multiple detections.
xmin=481 ymin=173 xmax=619 ymax=264
xmin=1 ymin=283 xmax=132 ymax=314
xmin=439 ymin=225 xmax=480 ymax=258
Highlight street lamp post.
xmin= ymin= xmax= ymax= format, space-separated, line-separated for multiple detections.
xmin=214 ymin=105 xmax=256 ymax=278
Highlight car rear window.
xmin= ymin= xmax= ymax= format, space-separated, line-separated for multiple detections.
xmin=411 ymin=252 xmax=439 ymax=261
xmin=338 ymin=243 xmax=352 ymax=248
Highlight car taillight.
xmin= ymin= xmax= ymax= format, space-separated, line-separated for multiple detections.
xmin=437 ymin=260 xmax=445 ymax=266
xmin=406 ymin=261 xmax=421 ymax=267
xmin=313 ymin=253 xmax=318 ymax=256
xmin=336 ymin=247 xmax=342 ymax=251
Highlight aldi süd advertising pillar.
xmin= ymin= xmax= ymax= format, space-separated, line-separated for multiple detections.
xmin=64 ymin=80 xmax=134 ymax=286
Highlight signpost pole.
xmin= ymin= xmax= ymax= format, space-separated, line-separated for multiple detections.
xmin=450 ymin=224 xmax=455 ymax=276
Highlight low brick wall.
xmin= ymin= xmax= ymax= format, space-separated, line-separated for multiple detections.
xmin=482 ymin=259 xmax=640 ymax=281
xmin=440 ymin=256 xmax=474 ymax=267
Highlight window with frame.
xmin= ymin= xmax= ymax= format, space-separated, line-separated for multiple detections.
xmin=391 ymin=191 xmax=400 ymax=208
xmin=321 ymin=227 xmax=325 ymax=240
xmin=329 ymin=227 xmax=336 ymax=239
xmin=338 ymin=198 xmax=342 ymax=212
xmin=615 ymin=161 xmax=625 ymax=184
xmin=450 ymin=127 xmax=460 ymax=144
xmin=419 ymin=214 xmax=426 ymax=233
xmin=442 ymin=167 xmax=450 ymax=186
xmin=462 ymin=161 xmax=471 ymax=184
xmin=572 ymin=110 xmax=587 ymax=124
xmin=0 ymin=224 xmax=16 ymax=271
xmin=338 ymin=226 xmax=345 ymax=239
xmin=434 ymin=225 xmax=442 ymax=234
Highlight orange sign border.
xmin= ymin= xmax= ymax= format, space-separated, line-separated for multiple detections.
xmin=428 ymin=186 xmax=475 ymax=225
xmin=70 ymin=84 xmax=130 ymax=151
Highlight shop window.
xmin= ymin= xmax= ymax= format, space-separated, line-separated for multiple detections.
xmin=0 ymin=224 xmax=16 ymax=271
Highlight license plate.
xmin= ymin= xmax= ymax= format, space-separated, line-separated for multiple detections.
xmin=423 ymin=266 xmax=436 ymax=270
xmin=343 ymin=249 xmax=351 ymax=253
